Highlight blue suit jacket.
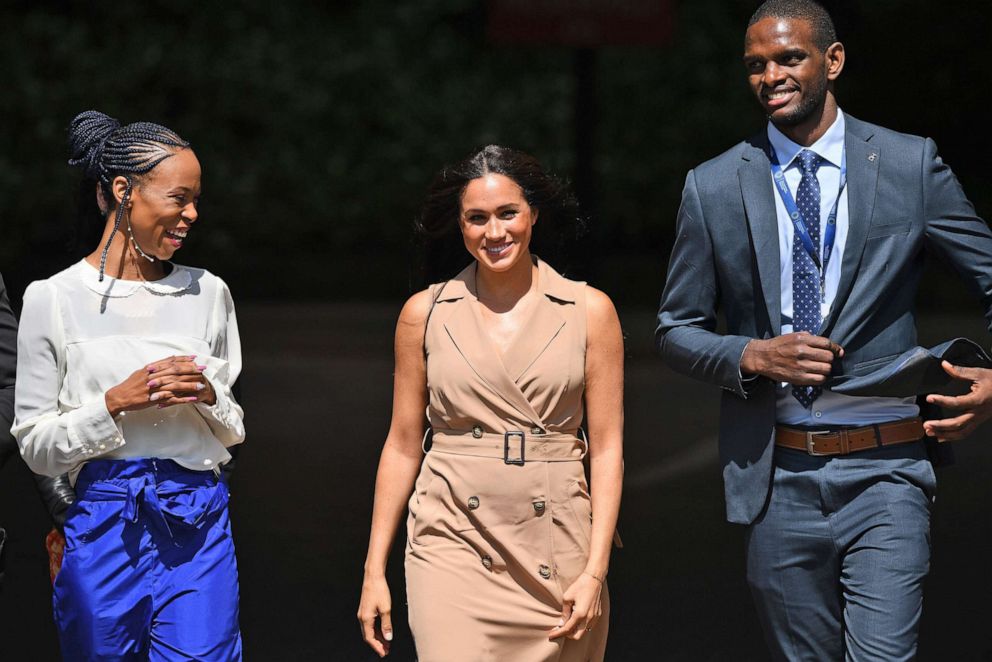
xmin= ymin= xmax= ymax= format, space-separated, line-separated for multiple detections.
xmin=656 ymin=115 xmax=992 ymax=524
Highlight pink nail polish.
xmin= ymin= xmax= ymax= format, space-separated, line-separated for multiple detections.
xmin=150 ymin=393 xmax=162 ymax=402
xmin=147 ymin=380 xmax=159 ymax=388
xmin=157 ymin=404 xmax=165 ymax=409
xmin=197 ymin=365 xmax=207 ymax=371
xmin=147 ymin=366 xmax=157 ymax=373
xmin=187 ymin=396 xmax=198 ymax=402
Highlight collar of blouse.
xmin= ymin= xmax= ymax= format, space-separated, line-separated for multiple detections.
xmin=79 ymin=259 xmax=193 ymax=298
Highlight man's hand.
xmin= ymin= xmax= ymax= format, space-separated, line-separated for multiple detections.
xmin=741 ymin=332 xmax=844 ymax=385
xmin=924 ymin=361 xmax=992 ymax=441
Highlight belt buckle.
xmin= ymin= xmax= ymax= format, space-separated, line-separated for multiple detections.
xmin=504 ymin=431 xmax=525 ymax=465
xmin=805 ymin=430 xmax=832 ymax=456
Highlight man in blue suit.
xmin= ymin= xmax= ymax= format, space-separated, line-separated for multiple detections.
xmin=656 ymin=0 xmax=992 ymax=659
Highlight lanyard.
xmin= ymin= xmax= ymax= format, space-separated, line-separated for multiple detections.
xmin=769 ymin=145 xmax=847 ymax=302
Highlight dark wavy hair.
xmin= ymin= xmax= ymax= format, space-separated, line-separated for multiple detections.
xmin=66 ymin=110 xmax=190 ymax=280
xmin=414 ymin=145 xmax=586 ymax=287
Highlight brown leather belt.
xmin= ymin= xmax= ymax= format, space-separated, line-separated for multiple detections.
xmin=775 ymin=417 xmax=924 ymax=457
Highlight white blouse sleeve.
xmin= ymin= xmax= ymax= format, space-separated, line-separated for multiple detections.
xmin=193 ymin=278 xmax=245 ymax=448
xmin=12 ymin=281 xmax=125 ymax=476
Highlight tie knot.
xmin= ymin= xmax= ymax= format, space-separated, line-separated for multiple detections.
xmin=798 ymin=149 xmax=821 ymax=174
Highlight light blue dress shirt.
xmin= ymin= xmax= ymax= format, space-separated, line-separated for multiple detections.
xmin=767 ymin=110 xmax=919 ymax=425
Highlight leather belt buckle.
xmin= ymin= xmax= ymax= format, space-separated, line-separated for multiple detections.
xmin=504 ymin=431 xmax=525 ymax=465
xmin=805 ymin=430 xmax=833 ymax=456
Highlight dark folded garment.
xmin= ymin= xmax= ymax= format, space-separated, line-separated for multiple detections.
xmin=830 ymin=338 xmax=992 ymax=397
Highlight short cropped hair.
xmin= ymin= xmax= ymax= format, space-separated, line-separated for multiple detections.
xmin=748 ymin=0 xmax=838 ymax=51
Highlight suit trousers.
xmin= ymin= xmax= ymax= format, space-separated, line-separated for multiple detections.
xmin=745 ymin=440 xmax=934 ymax=662
xmin=54 ymin=459 xmax=242 ymax=661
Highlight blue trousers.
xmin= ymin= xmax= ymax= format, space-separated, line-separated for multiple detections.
xmin=54 ymin=459 xmax=242 ymax=661
xmin=745 ymin=441 xmax=934 ymax=661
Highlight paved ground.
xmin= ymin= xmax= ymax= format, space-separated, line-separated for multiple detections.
xmin=2 ymin=304 xmax=992 ymax=660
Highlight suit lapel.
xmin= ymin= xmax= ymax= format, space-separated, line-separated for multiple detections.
xmin=739 ymin=135 xmax=782 ymax=336
xmin=820 ymin=119 xmax=879 ymax=336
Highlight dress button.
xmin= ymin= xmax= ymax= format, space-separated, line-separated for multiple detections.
xmin=571 ymin=448 xmax=582 ymax=457
xmin=533 ymin=501 xmax=546 ymax=514
xmin=481 ymin=555 xmax=493 ymax=570
xmin=471 ymin=425 xmax=484 ymax=439
xmin=538 ymin=565 xmax=552 ymax=580
xmin=468 ymin=496 xmax=480 ymax=510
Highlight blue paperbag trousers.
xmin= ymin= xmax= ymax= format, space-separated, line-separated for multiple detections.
xmin=54 ymin=459 xmax=242 ymax=661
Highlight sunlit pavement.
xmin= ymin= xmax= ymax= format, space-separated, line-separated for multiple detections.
xmin=2 ymin=305 xmax=991 ymax=660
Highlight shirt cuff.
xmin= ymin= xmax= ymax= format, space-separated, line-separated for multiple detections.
xmin=194 ymin=375 xmax=240 ymax=432
xmin=66 ymin=399 xmax=126 ymax=459
xmin=723 ymin=339 xmax=760 ymax=399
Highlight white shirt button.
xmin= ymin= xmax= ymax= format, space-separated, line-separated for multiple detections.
xmin=814 ymin=411 xmax=822 ymax=418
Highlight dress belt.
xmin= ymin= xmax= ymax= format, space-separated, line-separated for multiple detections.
xmin=775 ymin=417 xmax=925 ymax=457
xmin=429 ymin=429 xmax=588 ymax=464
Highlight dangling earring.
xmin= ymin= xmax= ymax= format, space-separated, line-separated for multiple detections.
xmin=127 ymin=209 xmax=156 ymax=264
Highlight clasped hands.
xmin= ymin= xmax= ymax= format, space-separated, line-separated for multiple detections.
xmin=742 ymin=332 xmax=992 ymax=441
xmin=105 ymin=355 xmax=216 ymax=418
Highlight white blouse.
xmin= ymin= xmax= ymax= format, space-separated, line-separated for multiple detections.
xmin=12 ymin=259 xmax=245 ymax=482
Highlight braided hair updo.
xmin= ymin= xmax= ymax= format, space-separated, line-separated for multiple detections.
xmin=67 ymin=110 xmax=190 ymax=281
xmin=416 ymin=145 xmax=585 ymax=285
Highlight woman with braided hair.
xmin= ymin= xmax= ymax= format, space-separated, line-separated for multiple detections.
xmin=12 ymin=110 xmax=244 ymax=661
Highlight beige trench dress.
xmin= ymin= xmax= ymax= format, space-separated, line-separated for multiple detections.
xmin=406 ymin=258 xmax=609 ymax=662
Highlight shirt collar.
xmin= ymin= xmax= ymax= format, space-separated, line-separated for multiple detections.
xmin=766 ymin=108 xmax=846 ymax=170
xmin=78 ymin=259 xmax=193 ymax=298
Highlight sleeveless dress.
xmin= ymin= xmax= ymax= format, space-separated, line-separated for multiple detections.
xmin=405 ymin=258 xmax=609 ymax=662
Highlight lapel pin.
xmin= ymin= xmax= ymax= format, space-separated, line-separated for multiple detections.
xmin=868 ymin=152 xmax=878 ymax=162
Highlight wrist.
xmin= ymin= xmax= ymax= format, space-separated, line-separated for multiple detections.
xmin=200 ymin=383 xmax=217 ymax=406
xmin=363 ymin=564 xmax=386 ymax=580
xmin=582 ymin=570 xmax=606 ymax=584
xmin=105 ymin=390 xmax=123 ymax=418
xmin=740 ymin=339 xmax=764 ymax=376
xmin=582 ymin=559 xmax=608 ymax=580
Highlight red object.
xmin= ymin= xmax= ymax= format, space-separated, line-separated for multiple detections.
xmin=46 ymin=529 xmax=65 ymax=585
xmin=487 ymin=0 xmax=675 ymax=47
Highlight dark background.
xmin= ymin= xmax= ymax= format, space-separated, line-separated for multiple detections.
xmin=2 ymin=0 xmax=992 ymax=659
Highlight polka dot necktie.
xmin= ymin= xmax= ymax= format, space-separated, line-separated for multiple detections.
xmin=792 ymin=149 xmax=823 ymax=408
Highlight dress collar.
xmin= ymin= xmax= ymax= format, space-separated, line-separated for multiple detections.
xmin=79 ymin=259 xmax=193 ymax=298
xmin=767 ymin=107 xmax=846 ymax=170
xmin=436 ymin=256 xmax=576 ymax=304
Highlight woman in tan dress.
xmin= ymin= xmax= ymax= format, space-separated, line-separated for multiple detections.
xmin=359 ymin=145 xmax=624 ymax=661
